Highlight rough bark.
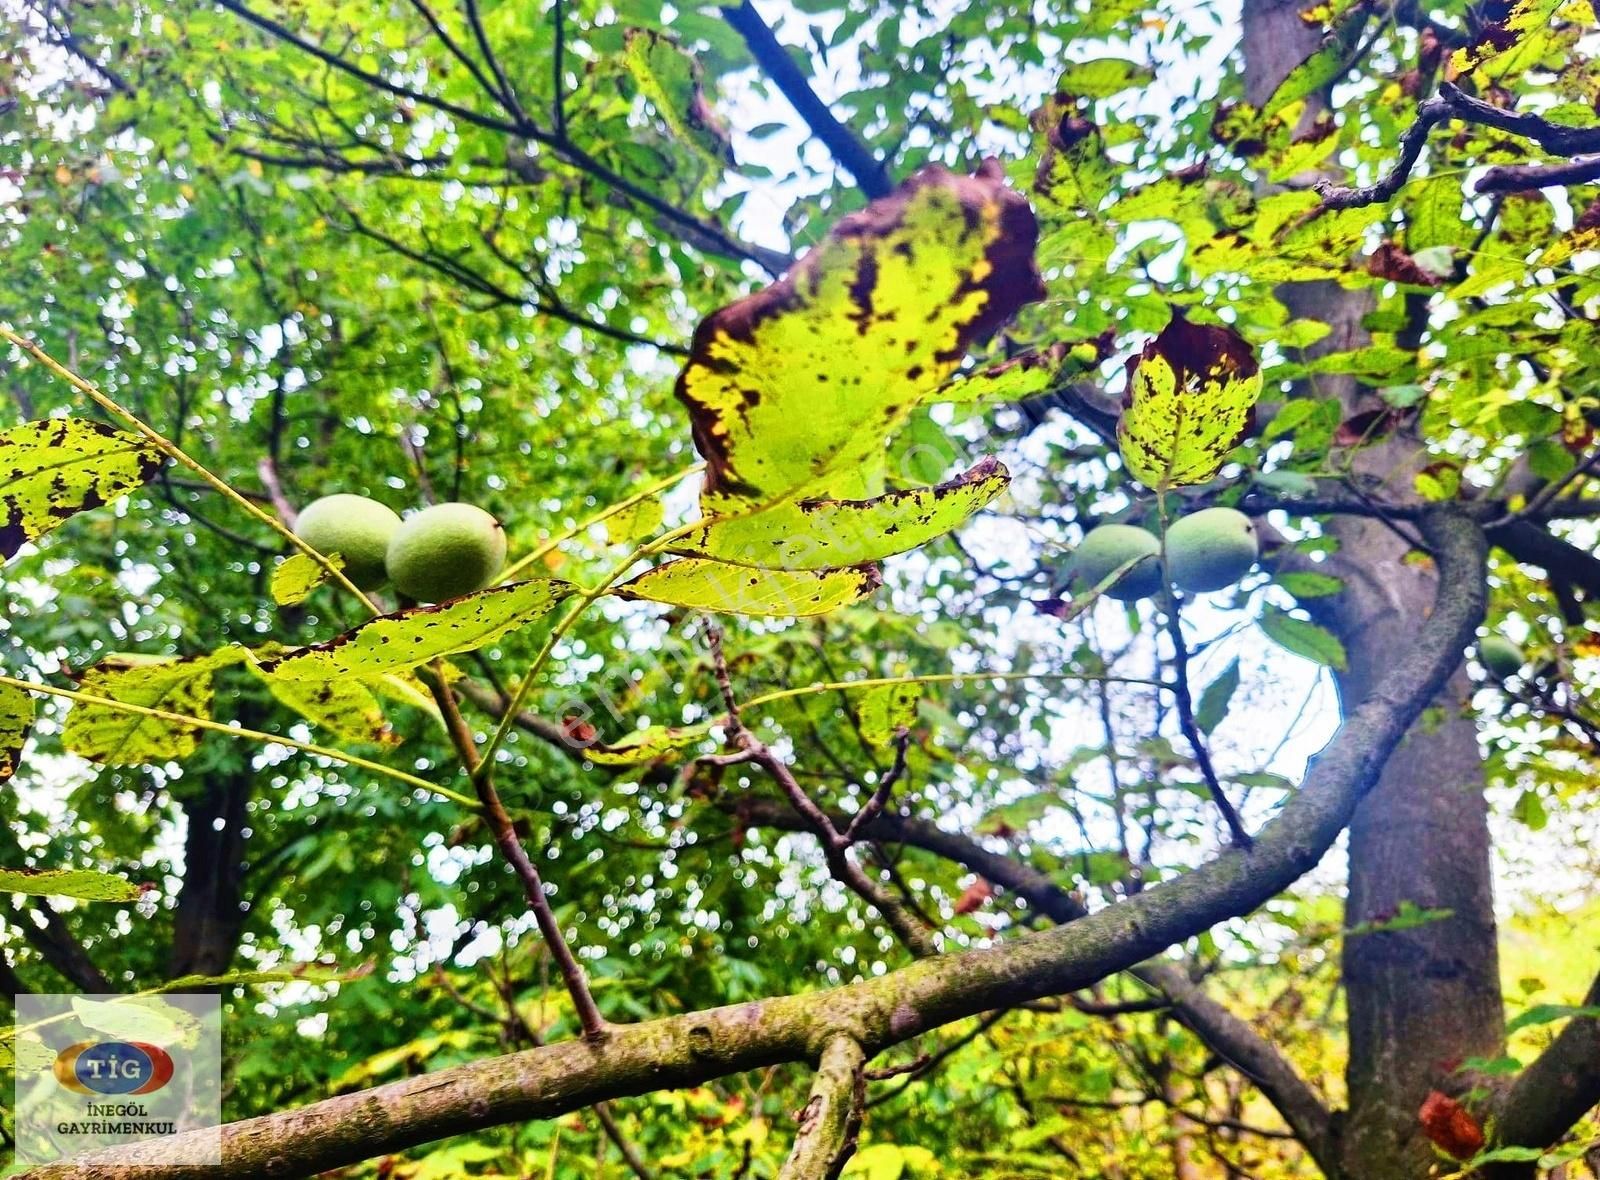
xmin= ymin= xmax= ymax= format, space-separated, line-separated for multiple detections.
xmin=1242 ymin=4 xmax=1506 ymax=1174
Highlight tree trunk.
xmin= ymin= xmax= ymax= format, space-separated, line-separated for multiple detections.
xmin=1240 ymin=4 xmax=1506 ymax=1175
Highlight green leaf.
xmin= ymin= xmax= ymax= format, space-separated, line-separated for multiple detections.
xmin=677 ymin=164 xmax=1042 ymax=513
xmin=271 ymin=552 xmax=341 ymax=606
xmin=1505 ymin=1002 xmax=1600 ymax=1036
xmin=0 ymin=679 xmax=32 ymax=783
xmin=1511 ymin=787 xmax=1548 ymax=831
xmin=0 ymin=417 xmax=164 ymax=561
xmin=0 ymin=867 xmax=145 ymax=902
xmin=1194 ymin=658 xmax=1240 ymax=735
xmin=937 ymin=344 xmax=1077 ymax=405
xmin=670 ymin=458 xmax=1009 ymax=570
xmin=1275 ymin=570 xmax=1344 ymax=599
xmin=603 ymin=494 xmax=666 ymax=545
xmin=1055 ymin=57 xmax=1154 ymax=97
xmin=262 ymin=580 xmax=574 ymax=681
xmin=582 ymin=723 xmax=713 ymax=765
xmin=247 ymin=650 xmax=397 ymax=747
xmin=63 ymin=648 xmax=244 ymax=765
xmin=858 ymin=682 xmax=921 ymax=745
xmin=1117 ymin=316 xmax=1263 ymax=489
xmin=623 ymin=28 xmax=733 ymax=164
xmin=1259 ymin=605 xmax=1347 ymax=670
xmin=615 ymin=560 xmax=881 ymax=617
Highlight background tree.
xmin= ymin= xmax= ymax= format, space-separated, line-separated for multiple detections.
xmin=2 ymin=1 xmax=1600 ymax=1178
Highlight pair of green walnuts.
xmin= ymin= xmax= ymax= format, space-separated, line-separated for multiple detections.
xmin=1066 ymin=506 xmax=1260 ymax=601
xmin=294 ymin=494 xmax=507 ymax=603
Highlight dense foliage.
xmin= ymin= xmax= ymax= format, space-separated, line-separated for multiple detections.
xmin=2 ymin=1 xmax=1600 ymax=1178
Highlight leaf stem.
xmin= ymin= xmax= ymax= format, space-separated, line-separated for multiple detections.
xmin=0 ymin=674 xmax=474 ymax=807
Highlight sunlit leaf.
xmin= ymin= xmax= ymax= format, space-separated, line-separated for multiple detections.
xmin=582 ymin=723 xmax=713 ymax=765
xmin=247 ymin=649 xmax=398 ymax=746
xmin=0 ymin=679 xmax=32 ymax=783
xmin=261 ymin=580 xmax=573 ymax=680
xmin=603 ymin=494 xmax=666 ymax=544
xmin=616 ymin=559 xmax=881 ymax=617
xmin=671 ymin=459 xmax=1009 ymax=570
xmin=271 ymin=551 xmax=341 ymax=606
xmin=63 ymin=648 xmax=244 ymax=765
xmin=0 ymin=417 xmax=164 ymax=561
xmin=623 ymin=28 xmax=734 ymax=164
xmin=858 ymin=682 xmax=921 ymax=745
xmin=0 ymin=867 xmax=146 ymax=902
xmin=1117 ymin=315 xmax=1263 ymax=489
xmin=677 ymin=162 xmax=1042 ymax=513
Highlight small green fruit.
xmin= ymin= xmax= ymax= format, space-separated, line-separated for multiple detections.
xmin=294 ymin=494 xmax=401 ymax=590
xmin=1066 ymin=524 xmax=1163 ymax=602
xmin=1478 ymin=636 xmax=1525 ymax=680
xmin=1164 ymin=506 xmax=1260 ymax=594
xmin=385 ymin=502 xmax=508 ymax=603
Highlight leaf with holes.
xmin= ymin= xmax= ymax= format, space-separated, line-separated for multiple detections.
xmin=677 ymin=162 xmax=1042 ymax=513
xmin=0 ymin=867 xmax=146 ymax=902
xmin=271 ymin=552 xmax=342 ymax=606
xmin=247 ymin=649 xmax=397 ymax=747
xmin=261 ymin=579 xmax=574 ymax=681
xmin=1117 ymin=316 xmax=1263 ymax=489
xmin=670 ymin=459 xmax=1009 ymax=571
xmin=0 ymin=680 xmax=32 ymax=783
xmin=63 ymin=649 xmax=245 ymax=765
xmin=616 ymin=560 xmax=881 ymax=617
xmin=0 ymin=418 xmax=164 ymax=562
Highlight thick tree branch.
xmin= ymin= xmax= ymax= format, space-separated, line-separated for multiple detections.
xmin=779 ymin=1035 xmax=866 ymax=1180
xmin=719 ymin=1 xmax=893 ymax=198
xmin=21 ymin=511 xmax=1484 ymax=1180
xmin=1488 ymin=970 xmax=1600 ymax=1172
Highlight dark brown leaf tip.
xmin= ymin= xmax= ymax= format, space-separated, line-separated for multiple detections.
xmin=675 ymin=161 xmax=1043 ymax=503
xmin=1121 ymin=313 xmax=1261 ymax=410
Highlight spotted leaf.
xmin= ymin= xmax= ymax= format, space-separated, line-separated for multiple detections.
xmin=261 ymin=579 xmax=574 ymax=681
xmin=615 ymin=560 xmax=881 ymax=617
xmin=670 ymin=459 xmax=1009 ymax=571
xmin=0 ymin=418 xmax=164 ymax=562
xmin=858 ymin=682 xmax=921 ymax=746
xmin=271 ymin=552 xmax=342 ymax=606
xmin=247 ymin=649 xmax=398 ymax=747
xmin=580 ymin=723 xmax=714 ymax=766
xmin=1117 ymin=316 xmax=1263 ymax=489
xmin=62 ymin=648 xmax=244 ymax=766
xmin=0 ymin=680 xmax=32 ymax=783
xmin=623 ymin=28 xmax=733 ymax=165
xmin=677 ymin=161 xmax=1042 ymax=513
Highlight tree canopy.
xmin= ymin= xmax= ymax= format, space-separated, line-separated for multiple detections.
xmin=2 ymin=1 xmax=1600 ymax=1178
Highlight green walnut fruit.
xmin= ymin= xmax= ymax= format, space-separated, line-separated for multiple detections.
xmin=1066 ymin=524 xmax=1163 ymax=602
xmin=1164 ymin=506 xmax=1260 ymax=594
xmin=294 ymin=494 xmax=402 ymax=590
xmin=1478 ymin=636 xmax=1525 ymax=680
xmin=385 ymin=502 xmax=508 ymax=603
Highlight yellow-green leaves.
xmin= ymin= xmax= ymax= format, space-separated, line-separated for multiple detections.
xmin=63 ymin=649 xmax=243 ymax=765
xmin=581 ymin=723 xmax=713 ymax=766
xmin=1117 ymin=316 xmax=1262 ymax=489
xmin=271 ymin=552 xmax=340 ymax=606
xmin=261 ymin=579 xmax=572 ymax=680
xmin=0 ymin=418 xmax=164 ymax=561
xmin=0 ymin=680 xmax=32 ymax=782
xmin=0 ymin=867 xmax=146 ymax=902
xmin=246 ymin=650 xmax=397 ymax=747
xmin=617 ymin=560 xmax=881 ymax=617
xmin=671 ymin=459 xmax=1010 ymax=570
xmin=676 ymin=162 xmax=1043 ymax=514
xmin=858 ymin=682 xmax=920 ymax=745
xmin=623 ymin=29 xmax=733 ymax=165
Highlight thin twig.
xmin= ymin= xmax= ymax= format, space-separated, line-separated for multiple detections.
xmin=1161 ymin=600 xmax=1252 ymax=848
xmin=428 ymin=665 xmax=608 ymax=1040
